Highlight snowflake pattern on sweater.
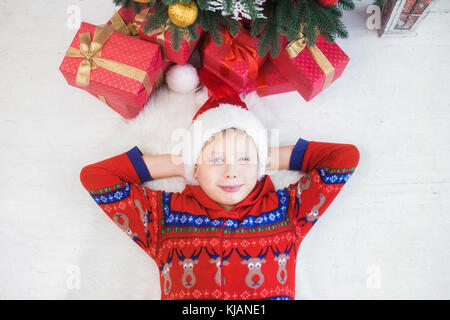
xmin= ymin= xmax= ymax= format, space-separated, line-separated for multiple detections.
xmin=80 ymin=138 xmax=360 ymax=300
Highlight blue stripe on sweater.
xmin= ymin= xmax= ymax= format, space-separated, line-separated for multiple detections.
xmin=91 ymin=182 xmax=130 ymax=204
xmin=162 ymin=189 xmax=289 ymax=229
xmin=317 ymin=168 xmax=354 ymax=184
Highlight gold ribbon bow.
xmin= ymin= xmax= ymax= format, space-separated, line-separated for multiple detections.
xmin=109 ymin=8 xmax=150 ymax=36
xmin=285 ymin=34 xmax=335 ymax=90
xmin=65 ymin=24 xmax=153 ymax=95
xmin=145 ymin=21 xmax=195 ymax=61
xmin=145 ymin=22 xmax=170 ymax=60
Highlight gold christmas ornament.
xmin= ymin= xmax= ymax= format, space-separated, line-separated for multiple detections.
xmin=168 ymin=1 xmax=198 ymax=28
xmin=134 ymin=0 xmax=152 ymax=3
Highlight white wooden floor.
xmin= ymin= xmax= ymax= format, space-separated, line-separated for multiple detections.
xmin=0 ymin=0 xmax=449 ymax=299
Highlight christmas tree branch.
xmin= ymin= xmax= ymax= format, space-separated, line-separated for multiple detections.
xmin=121 ymin=0 xmax=355 ymax=57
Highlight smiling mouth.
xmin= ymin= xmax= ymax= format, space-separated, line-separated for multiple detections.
xmin=219 ymin=185 xmax=244 ymax=192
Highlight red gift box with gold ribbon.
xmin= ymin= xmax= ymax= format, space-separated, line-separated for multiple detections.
xmin=270 ymin=35 xmax=349 ymax=101
xmin=201 ymin=28 xmax=267 ymax=92
xmin=59 ymin=22 xmax=164 ymax=119
xmin=107 ymin=6 xmax=148 ymax=37
xmin=139 ymin=19 xmax=202 ymax=66
xmin=107 ymin=7 xmax=174 ymax=72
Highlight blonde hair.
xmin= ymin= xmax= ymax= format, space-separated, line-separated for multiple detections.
xmin=198 ymin=127 xmax=259 ymax=166
xmin=203 ymin=127 xmax=249 ymax=148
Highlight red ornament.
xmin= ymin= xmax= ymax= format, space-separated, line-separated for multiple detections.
xmin=317 ymin=0 xmax=339 ymax=6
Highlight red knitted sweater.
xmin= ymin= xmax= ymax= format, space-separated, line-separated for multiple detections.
xmin=80 ymin=138 xmax=360 ymax=300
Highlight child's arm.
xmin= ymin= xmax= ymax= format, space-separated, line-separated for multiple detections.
xmin=271 ymin=138 xmax=360 ymax=240
xmin=142 ymin=154 xmax=184 ymax=179
xmin=79 ymin=147 xmax=183 ymax=259
xmin=266 ymin=145 xmax=295 ymax=171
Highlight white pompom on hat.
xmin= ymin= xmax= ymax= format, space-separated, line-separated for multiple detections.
xmin=177 ymin=66 xmax=268 ymax=186
xmin=165 ymin=63 xmax=200 ymax=93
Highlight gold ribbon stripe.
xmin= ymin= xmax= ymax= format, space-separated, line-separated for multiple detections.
xmin=144 ymin=20 xmax=196 ymax=62
xmin=109 ymin=8 xmax=150 ymax=36
xmin=285 ymin=35 xmax=335 ymax=90
xmin=65 ymin=25 xmax=153 ymax=95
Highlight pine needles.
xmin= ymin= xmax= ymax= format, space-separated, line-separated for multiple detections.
xmin=120 ymin=0 xmax=356 ymax=58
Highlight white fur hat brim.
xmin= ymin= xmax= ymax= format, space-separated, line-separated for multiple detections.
xmin=181 ymin=104 xmax=267 ymax=186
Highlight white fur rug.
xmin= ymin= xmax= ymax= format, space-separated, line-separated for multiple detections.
xmin=109 ymin=83 xmax=302 ymax=193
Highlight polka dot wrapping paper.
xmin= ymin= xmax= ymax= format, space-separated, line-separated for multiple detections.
xmin=59 ymin=22 xmax=164 ymax=119
xmin=200 ymin=29 xmax=267 ymax=92
xmin=269 ymin=35 xmax=350 ymax=102
xmin=120 ymin=5 xmax=174 ymax=73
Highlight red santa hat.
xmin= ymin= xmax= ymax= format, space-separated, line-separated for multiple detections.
xmin=174 ymin=66 xmax=268 ymax=186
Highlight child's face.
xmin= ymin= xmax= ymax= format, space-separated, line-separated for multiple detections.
xmin=194 ymin=129 xmax=258 ymax=211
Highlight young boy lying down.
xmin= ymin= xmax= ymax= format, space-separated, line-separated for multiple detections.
xmin=80 ymin=68 xmax=360 ymax=300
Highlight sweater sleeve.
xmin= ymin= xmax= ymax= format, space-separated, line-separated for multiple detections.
xmin=285 ymin=138 xmax=360 ymax=240
xmin=79 ymin=146 xmax=161 ymax=259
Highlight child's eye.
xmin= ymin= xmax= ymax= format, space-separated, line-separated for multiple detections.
xmin=211 ymin=157 xmax=224 ymax=164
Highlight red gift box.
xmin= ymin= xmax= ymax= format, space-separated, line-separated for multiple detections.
xmin=107 ymin=6 xmax=150 ymax=37
xmin=139 ymin=19 xmax=203 ymax=65
xmin=107 ymin=8 xmax=174 ymax=73
xmin=87 ymin=90 xmax=143 ymax=119
xmin=201 ymin=28 xmax=267 ymax=91
xmin=241 ymin=60 xmax=296 ymax=96
xmin=59 ymin=22 xmax=163 ymax=119
xmin=270 ymin=35 xmax=349 ymax=101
